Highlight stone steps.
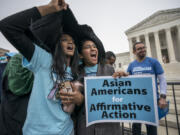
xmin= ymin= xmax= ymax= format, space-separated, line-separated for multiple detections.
xmin=166 ymin=96 xmax=180 ymax=104
xmin=166 ymin=84 xmax=180 ymax=89
xmin=159 ymin=114 xmax=180 ymax=129
xmin=157 ymin=125 xmax=179 ymax=135
xmin=122 ymin=122 xmax=180 ymax=135
xmin=166 ymin=87 xmax=180 ymax=114
xmin=169 ymin=103 xmax=180 ymax=114
xmin=166 ymin=90 xmax=180 ymax=97
xmin=169 ymin=108 xmax=180 ymax=115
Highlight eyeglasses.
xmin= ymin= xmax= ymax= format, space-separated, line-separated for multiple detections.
xmin=82 ymin=44 xmax=97 ymax=49
xmin=136 ymin=46 xmax=146 ymax=51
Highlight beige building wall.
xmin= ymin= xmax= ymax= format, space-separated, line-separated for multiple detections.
xmin=114 ymin=52 xmax=130 ymax=72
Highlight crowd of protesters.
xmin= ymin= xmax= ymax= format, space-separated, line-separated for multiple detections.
xmin=0 ymin=0 xmax=126 ymax=134
xmin=0 ymin=0 xmax=168 ymax=135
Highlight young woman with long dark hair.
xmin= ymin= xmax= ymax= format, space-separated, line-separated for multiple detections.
xmin=0 ymin=0 xmax=82 ymax=134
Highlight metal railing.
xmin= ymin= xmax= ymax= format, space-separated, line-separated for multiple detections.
xmin=168 ymin=82 xmax=180 ymax=135
xmin=120 ymin=82 xmax=180 ymax=135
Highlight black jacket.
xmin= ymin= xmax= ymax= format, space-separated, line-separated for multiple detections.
xmin=0 ymin=63 xmax=7 ymax=103
xmin=0 ymin=75 xmax=31 ymax=135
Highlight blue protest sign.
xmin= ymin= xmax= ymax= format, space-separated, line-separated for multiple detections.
xmin=84 ymin=75 xmax=159 ymax=127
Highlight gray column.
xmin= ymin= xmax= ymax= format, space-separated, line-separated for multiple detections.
xmin=154 ymin=31 xmax=163 ymax=63
xmin=136 ymin=36 xmax=140 ymax=42
xmin=144 ymin=33 xmax=152 ymax=57
xmin=128 ymin=38 xmax=134 ymax=62
xmin=177 ymin=25 xmax=180 ymax=48
xmin=165 ymin=28 xmax=177 ymax=63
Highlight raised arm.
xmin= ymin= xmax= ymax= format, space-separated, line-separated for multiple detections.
xmin=29 ymin=4 xmax=79 ymax=54
xmin=0 ymin=7 xmax=41 ymax=61
xmin=62 ymin=6 xmax=79 ymax=34
xmin=0 ymin=0 xmax=67 ymax=61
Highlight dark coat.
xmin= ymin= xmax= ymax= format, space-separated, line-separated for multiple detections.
xmin=75 ymin=64 xmax=121 ymax=135
xmin=0 ymin=75 xmax=31 ymax=135
xmin=0 ymin=55 xmax=33 ymax=135
xmin=0 ymin=63 xmax=7 ymax=103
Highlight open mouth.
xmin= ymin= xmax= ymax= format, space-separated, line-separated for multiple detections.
xmin=90 ymin=52 xmax=97 ymax=59
xmin=67 ymin=45 xmax=73 ymax=50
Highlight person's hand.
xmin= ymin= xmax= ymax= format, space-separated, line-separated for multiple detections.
xmin=59 ymin=82 xmax=84 ymax=106
xmin=37 ymin=0 xmax=68 ymax=16
xmin=59 ymin=90 xmax=84 ymax=106
xmin=48 ymin=0 xmax=68 ymax=11
xmin=112 ymin=71 xmax=129 ymax=78
xmin=158 ymin=97 xmax=167 ymax=109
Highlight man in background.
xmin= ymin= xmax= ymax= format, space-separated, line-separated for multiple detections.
xmin=127 ymin=42 xmax=167 ymax=135
xmin=105 ymin=51 xmax=116 ymax=66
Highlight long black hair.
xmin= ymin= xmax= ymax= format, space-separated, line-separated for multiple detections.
xmin=51 ymin=34 xmax=79 ymax=82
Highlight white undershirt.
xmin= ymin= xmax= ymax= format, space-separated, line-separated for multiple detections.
xmin=157 ymin=73 xmax=167 ymax=95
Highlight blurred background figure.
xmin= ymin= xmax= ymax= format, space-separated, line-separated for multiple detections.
xmin=0 ymin=52 xmax=16 ymax=103
xmin=0 ymin=54 xmax=34 ymax=135
xmin=105 ymin=51 xmax=116 ymax=66
xmin=0 ymin=57 xmax=7 ymax=104
xmin=5 ymin=52 xmax=17 ymax=61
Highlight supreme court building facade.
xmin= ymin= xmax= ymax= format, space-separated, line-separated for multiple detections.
xmin=124 ymin=8 xmax=180 ymax=81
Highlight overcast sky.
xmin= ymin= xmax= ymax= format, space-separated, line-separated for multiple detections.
xmin=0 ymin=0 xmax=180 ymax=54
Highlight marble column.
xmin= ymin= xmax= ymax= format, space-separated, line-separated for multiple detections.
xmin=165 ymin=28 xmax=177 ymax=63
xmin=154 ymin=31 xmax=163 ymax=63
xmin=128 ymin=38 xmax=134 ymax=62
xmin=144 ymin=33 xmax=152 ymax=57
xmin=136 ymin=36 xmax=140 ymax=42
xmin=177 ymin=25 xmax=180 ymax=49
